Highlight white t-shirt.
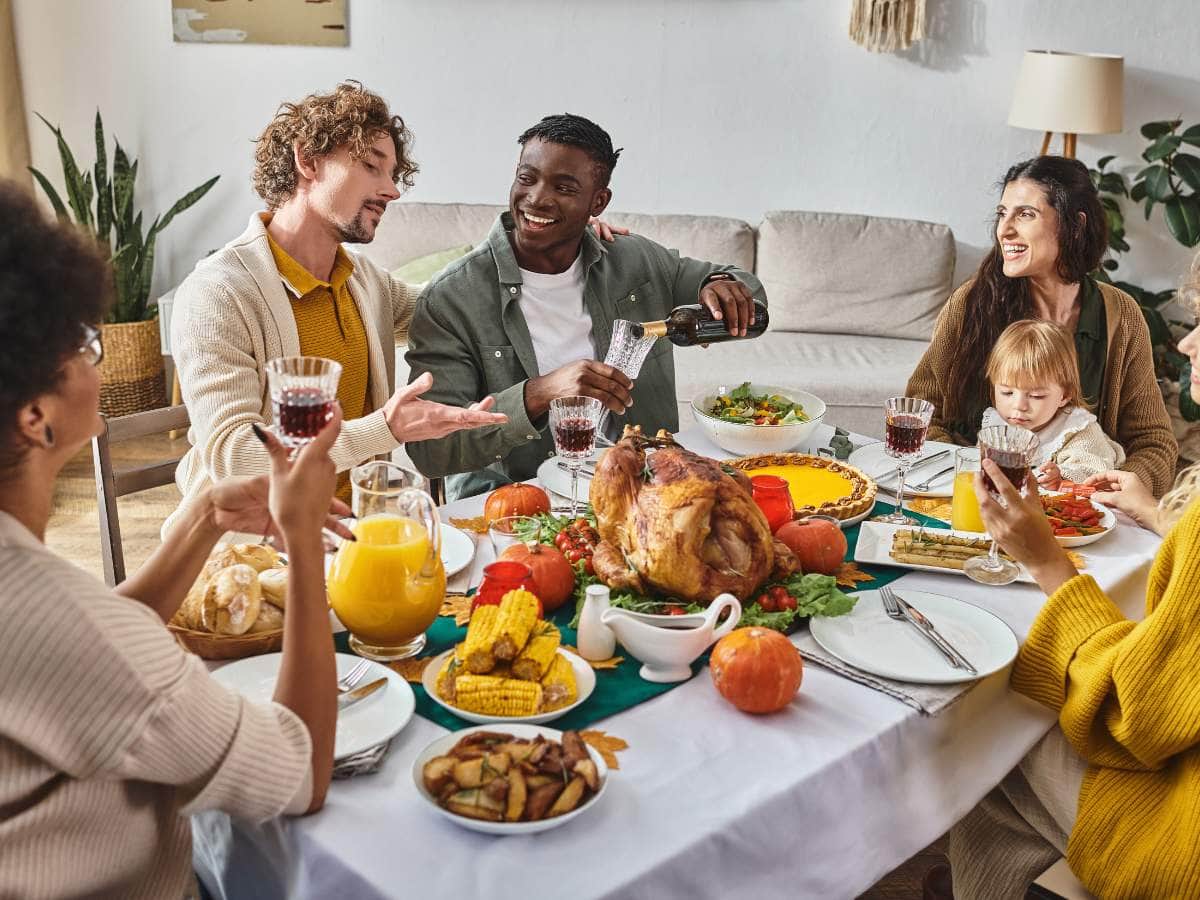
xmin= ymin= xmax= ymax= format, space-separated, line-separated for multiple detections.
xmin=518 ymin=254 xmax=596 ymax=375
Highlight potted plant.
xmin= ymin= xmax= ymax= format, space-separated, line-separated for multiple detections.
xmin=29 ymin=111 xmax=217 ymax=416
xmin=1089 ymin=118 xmax=1200 ymax=461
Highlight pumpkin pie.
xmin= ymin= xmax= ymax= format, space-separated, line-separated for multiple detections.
xmin=729 ymin=453 xmax=877 ymax=522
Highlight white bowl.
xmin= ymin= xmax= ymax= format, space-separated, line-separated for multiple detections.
xmin=411 ymin=723 xmax=609 ymax=835
xmin=421 ymin=647 xmax=596 ymax=725
xmin=691 ymin=383 xmax=825 ymax=456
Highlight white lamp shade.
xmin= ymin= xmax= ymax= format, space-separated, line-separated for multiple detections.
xmin=1007 ymin=50 xmax=1123 ymax=135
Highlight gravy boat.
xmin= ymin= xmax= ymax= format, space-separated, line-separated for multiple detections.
xmin=601 ymin=593 xmax=741 ymax=683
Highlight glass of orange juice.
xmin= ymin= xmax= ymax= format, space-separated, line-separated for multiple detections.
xmin=950 ymin=448 xmax=986 ymax=533
xmin=327 ymin=462 xmax=446 ymax=661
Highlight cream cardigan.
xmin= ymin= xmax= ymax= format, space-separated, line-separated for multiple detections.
xmin=171 ymin=214 xmax=418 ymax=521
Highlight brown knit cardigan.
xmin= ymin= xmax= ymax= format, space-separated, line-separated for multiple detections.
xmin=906 ymin=280 xmax=1178 ymax=496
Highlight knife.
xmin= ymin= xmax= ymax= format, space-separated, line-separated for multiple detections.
xmin=872 ymin=448 xmax=951 ymax=480
xmin=337 ymin=677 xmax=388 ymax=712
xmin=894 ymin=596 xmax=978 ymax=675
xmin=556 ymin=460 xmax=597 ymax=478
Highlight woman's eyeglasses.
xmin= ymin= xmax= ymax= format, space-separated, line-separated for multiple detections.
xmin=79 ymin=324 xmax=103 ymax=366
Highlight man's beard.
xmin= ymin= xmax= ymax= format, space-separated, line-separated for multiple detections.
xmin=336 ymin=209 xmax=374 ymax=244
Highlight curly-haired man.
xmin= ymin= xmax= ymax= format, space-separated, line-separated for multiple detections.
xmin=170 ymin=82 xmax=505 ymax=516
xmin=405 ymin=113 xmax=766 ymax=499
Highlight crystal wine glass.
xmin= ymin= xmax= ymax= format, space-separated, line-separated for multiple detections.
xmin=596 ymin=319 xmax=660 ymax=441
xmin=874 ymin=396 xmax=935 ymax=525
xmin=963 ymin=424 xmax=1040 ymax=586
xmin=549 ymin=395 xmax=604 ymax=516
xmin=265 ymin=356 xmax=342 ymax=452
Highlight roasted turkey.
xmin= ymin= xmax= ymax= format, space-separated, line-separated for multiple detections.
xmin=588 ymin=427 xmax=799 ymax=604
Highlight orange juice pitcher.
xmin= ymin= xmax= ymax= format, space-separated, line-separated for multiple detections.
xmin=328 ymin=462 xmax=446 ymax=661
xmin=950 ymin=448 xmax=986 ymax=533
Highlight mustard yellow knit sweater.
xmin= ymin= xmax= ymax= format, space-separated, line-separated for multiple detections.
xmin=1012 ymin=500 xmax=1200 ymax=898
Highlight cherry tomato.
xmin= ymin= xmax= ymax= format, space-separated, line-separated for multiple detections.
xmin=554 ymin=532 xmax=571 ymax=550
xmin=566 ymin=548 xmax=584 ymax=564
xmin=777 ymin=593 xmax=797 ymax=611
xmin=664 ymin=605 xmax=687 ymax=616
xmin=756 ymin=592 xmax=776 ymax=612
xmin=582 ymin=557 xmax=594 ymax=575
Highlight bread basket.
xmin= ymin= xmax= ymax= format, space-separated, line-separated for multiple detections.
xmin=168 ymin=625 xmax=284 ymax=660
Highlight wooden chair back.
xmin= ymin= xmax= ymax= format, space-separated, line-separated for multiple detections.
xmin=92 ymin=404 xmax=190 ymax=586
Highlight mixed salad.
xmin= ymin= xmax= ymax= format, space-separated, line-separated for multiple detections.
xmin=707 ymin=382 xmax=810 ymax=426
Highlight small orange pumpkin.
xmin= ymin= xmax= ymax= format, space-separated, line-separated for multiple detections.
xmin=483 ymin=483 xmax=551 ymax=525
xmin=498 ymin=542 xmax=576 ymax=612
xmin=775 ymin=516 xmax=848 ymax=576
xmin=710 ymin=627 xmax=803 ymax=714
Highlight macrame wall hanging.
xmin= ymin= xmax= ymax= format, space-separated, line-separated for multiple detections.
xmin=848 ymin=0 xmax=927 ymax=53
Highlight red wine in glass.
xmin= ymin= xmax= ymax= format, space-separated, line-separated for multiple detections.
xmin=274 ymin=387 xmax=334 ymax=442
xmin=981 ymin=447 xmax=1029 ymax=495
xmin=554 ymin=416 xmax=597 ymax=456
xmin=885 ymin=414 xmax=928 ymax=457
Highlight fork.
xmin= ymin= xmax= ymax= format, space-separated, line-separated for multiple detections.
xmin=337 ymin=659 xmax=371 ymax=693
xmin=909 ymin=463 xmax=956 ymax=494
xmin=879 ymin=586 xmax=964 ymax=670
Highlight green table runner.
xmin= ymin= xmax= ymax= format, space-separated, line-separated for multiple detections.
xmin=342 ymin=501 xmax=948 ymax=731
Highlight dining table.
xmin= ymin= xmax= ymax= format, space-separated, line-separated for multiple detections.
xmin=192 ymin=424 xmax=1161 ymax=900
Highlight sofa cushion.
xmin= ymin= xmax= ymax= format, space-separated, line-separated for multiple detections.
xmin=672 ymin=331 xmax=930 ymax=439
xmin=392 ymin=244 xmax=473 ymax=284
xmin=357 ymin=202 xmax=756 ymax=274
xmin=757 ymin=211 xmax=954 ymax=341
xmin=602 ymin=212 xmax=755 ymax=273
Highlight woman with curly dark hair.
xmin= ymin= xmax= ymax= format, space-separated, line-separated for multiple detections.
xmin=905 ymin=156 xmax=1177 ymax=495
xmin=0 ymin=179 xmax=349 ymax=897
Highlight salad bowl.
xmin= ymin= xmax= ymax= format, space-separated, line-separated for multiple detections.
xmin=691 ymin=383 xmax=825 ymax=456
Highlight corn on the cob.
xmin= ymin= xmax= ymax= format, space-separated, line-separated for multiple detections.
xmin=464 ymin=604 xmax=501 ymax=673
xmin=454 ymin=674 xmax=542 ymax=716
xmin=513 ymin=622 xmax=561 ymax=680
xmin=435 ymin=655 xmax=461 ymax=703
xmin=491 ymin=589 xmax=540 ymax=661
xmin=539 ymin=653 xmax=577 ymax=711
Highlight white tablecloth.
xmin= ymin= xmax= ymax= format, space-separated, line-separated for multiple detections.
xmin=194 ymin=426 xmax=1160 ymax=900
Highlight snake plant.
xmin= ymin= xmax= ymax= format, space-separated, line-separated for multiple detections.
xmin=28 ymin=110 xmax=218 ymax=324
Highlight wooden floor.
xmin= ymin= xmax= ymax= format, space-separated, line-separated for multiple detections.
xmin=49 ymin=433 xmax=949 ymax=897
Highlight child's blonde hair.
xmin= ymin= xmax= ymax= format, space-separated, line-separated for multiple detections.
xmin=985 ymin=319 xmax=1088 ymax=410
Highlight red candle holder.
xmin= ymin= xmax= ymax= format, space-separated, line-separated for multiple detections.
xmin=750 ymin=475 xmax=795 ymax=534
xmin=471 ymin=560 xmax=541 ymax=617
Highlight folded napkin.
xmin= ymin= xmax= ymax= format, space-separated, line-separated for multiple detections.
xmin=793 ymin=631 xmax=978 ymax=716
xmin=332 ymin=740 xmax=392 ymax=778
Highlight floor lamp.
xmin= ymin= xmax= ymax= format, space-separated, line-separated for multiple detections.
xmin=1007 ymin=51 xmax=1123 ymax=159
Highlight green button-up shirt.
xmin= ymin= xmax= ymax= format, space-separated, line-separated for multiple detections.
xmin=1076 ymin=275 xmax=1108 ymax=411
xmin=404 ymin=213 xmax=766 ymax=499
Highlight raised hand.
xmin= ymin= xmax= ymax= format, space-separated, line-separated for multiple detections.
xmin=589 ymin=216 xmax=629 ymax=243
xmin=253 ymin=406 xmax=348 ymax=544
xmin=524 ymin=359 xmax=634 ymax=419
xmin=1036 ymin=460 xmax=1063 ymax=490
xmin=384 ymin=372 xmax=508 ymax=442
xmin=699 ymin=277 xmax=756 ymax=337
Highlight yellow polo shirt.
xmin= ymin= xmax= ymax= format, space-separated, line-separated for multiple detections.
xmin=265 ymin=226 xmax=370 ymax=499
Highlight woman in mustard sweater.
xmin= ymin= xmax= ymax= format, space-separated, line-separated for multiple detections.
xmin=942 ymin=255 xmax=1200 ymax=899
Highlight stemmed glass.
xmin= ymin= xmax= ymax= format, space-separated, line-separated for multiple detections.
xmin=596 ymin=319 xmax=660 ymax=441
xmin=874 ymin=397 xmax=935 ymax=525
xmin=549 ymin=396 xmax=604 ymax=516
xmin=963 ymin=424 xmax=1040 ymax=586
xmin=265 ymin=356 xmax=342 ymax=452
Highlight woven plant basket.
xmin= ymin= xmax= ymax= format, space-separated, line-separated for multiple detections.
xmin=168 ymin=624 xmax=284 ymax=660
xmin=98 ymin=318 xmax=166 ymax=417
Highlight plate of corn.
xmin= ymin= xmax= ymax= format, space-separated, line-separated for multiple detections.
xmin=423 ymin=588 xmax=596 ymax=724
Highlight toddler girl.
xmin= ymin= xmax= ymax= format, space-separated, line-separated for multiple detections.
xmin=983 ymin=319 xmax=1124 ymax=489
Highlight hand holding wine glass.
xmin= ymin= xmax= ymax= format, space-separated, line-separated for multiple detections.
xmin=963 ymin=424 xmax=1039 ymax=585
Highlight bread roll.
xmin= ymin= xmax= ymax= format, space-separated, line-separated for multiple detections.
xmin=249 ymin=599 xmax=284 ymax=633
xmin=202 ymin=564 xmax=263 ymax=635
xmin=257 ymin=567 xmax=288 ymax=609
xmin=227 ymin=543 xmax=281 ymax=573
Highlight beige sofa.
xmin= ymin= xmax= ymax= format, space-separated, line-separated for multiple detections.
xmin=355 ymin=202 xmax=957 ymax=439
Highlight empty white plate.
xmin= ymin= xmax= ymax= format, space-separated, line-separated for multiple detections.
xmin=848 ymin=440 xmax=958 ymax=498
xmin=809 ymin=589 xmax=1018 ymax=684
xmin=212 ymin=652 xmax=416 ymax=760
xmin=439 ymin=523 xmax=476 ymax=577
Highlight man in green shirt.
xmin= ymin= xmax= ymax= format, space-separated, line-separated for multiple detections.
xmin=404 ymin=114 xmax=766 ymax=498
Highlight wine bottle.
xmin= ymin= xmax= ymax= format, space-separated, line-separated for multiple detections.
xmin=631 ymin=300 xmax=768 ymax=346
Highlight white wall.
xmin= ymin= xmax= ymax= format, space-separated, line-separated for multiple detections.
xmin=12 ymin=0 xmax=1200 ymax=296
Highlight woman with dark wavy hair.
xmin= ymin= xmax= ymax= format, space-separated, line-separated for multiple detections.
xmin=906 ymin=156 xmax=1177 ymax=495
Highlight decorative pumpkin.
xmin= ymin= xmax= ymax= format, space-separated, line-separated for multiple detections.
xmin=710 ymin=627 xmax=803 ymax=714
xmin=775 ymin=516 xmax=847 ymax=576
xmin=483 ymin=483 xmax=551 ymax=525
xmin=499 ymin=542 xmax=575 ymax=612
